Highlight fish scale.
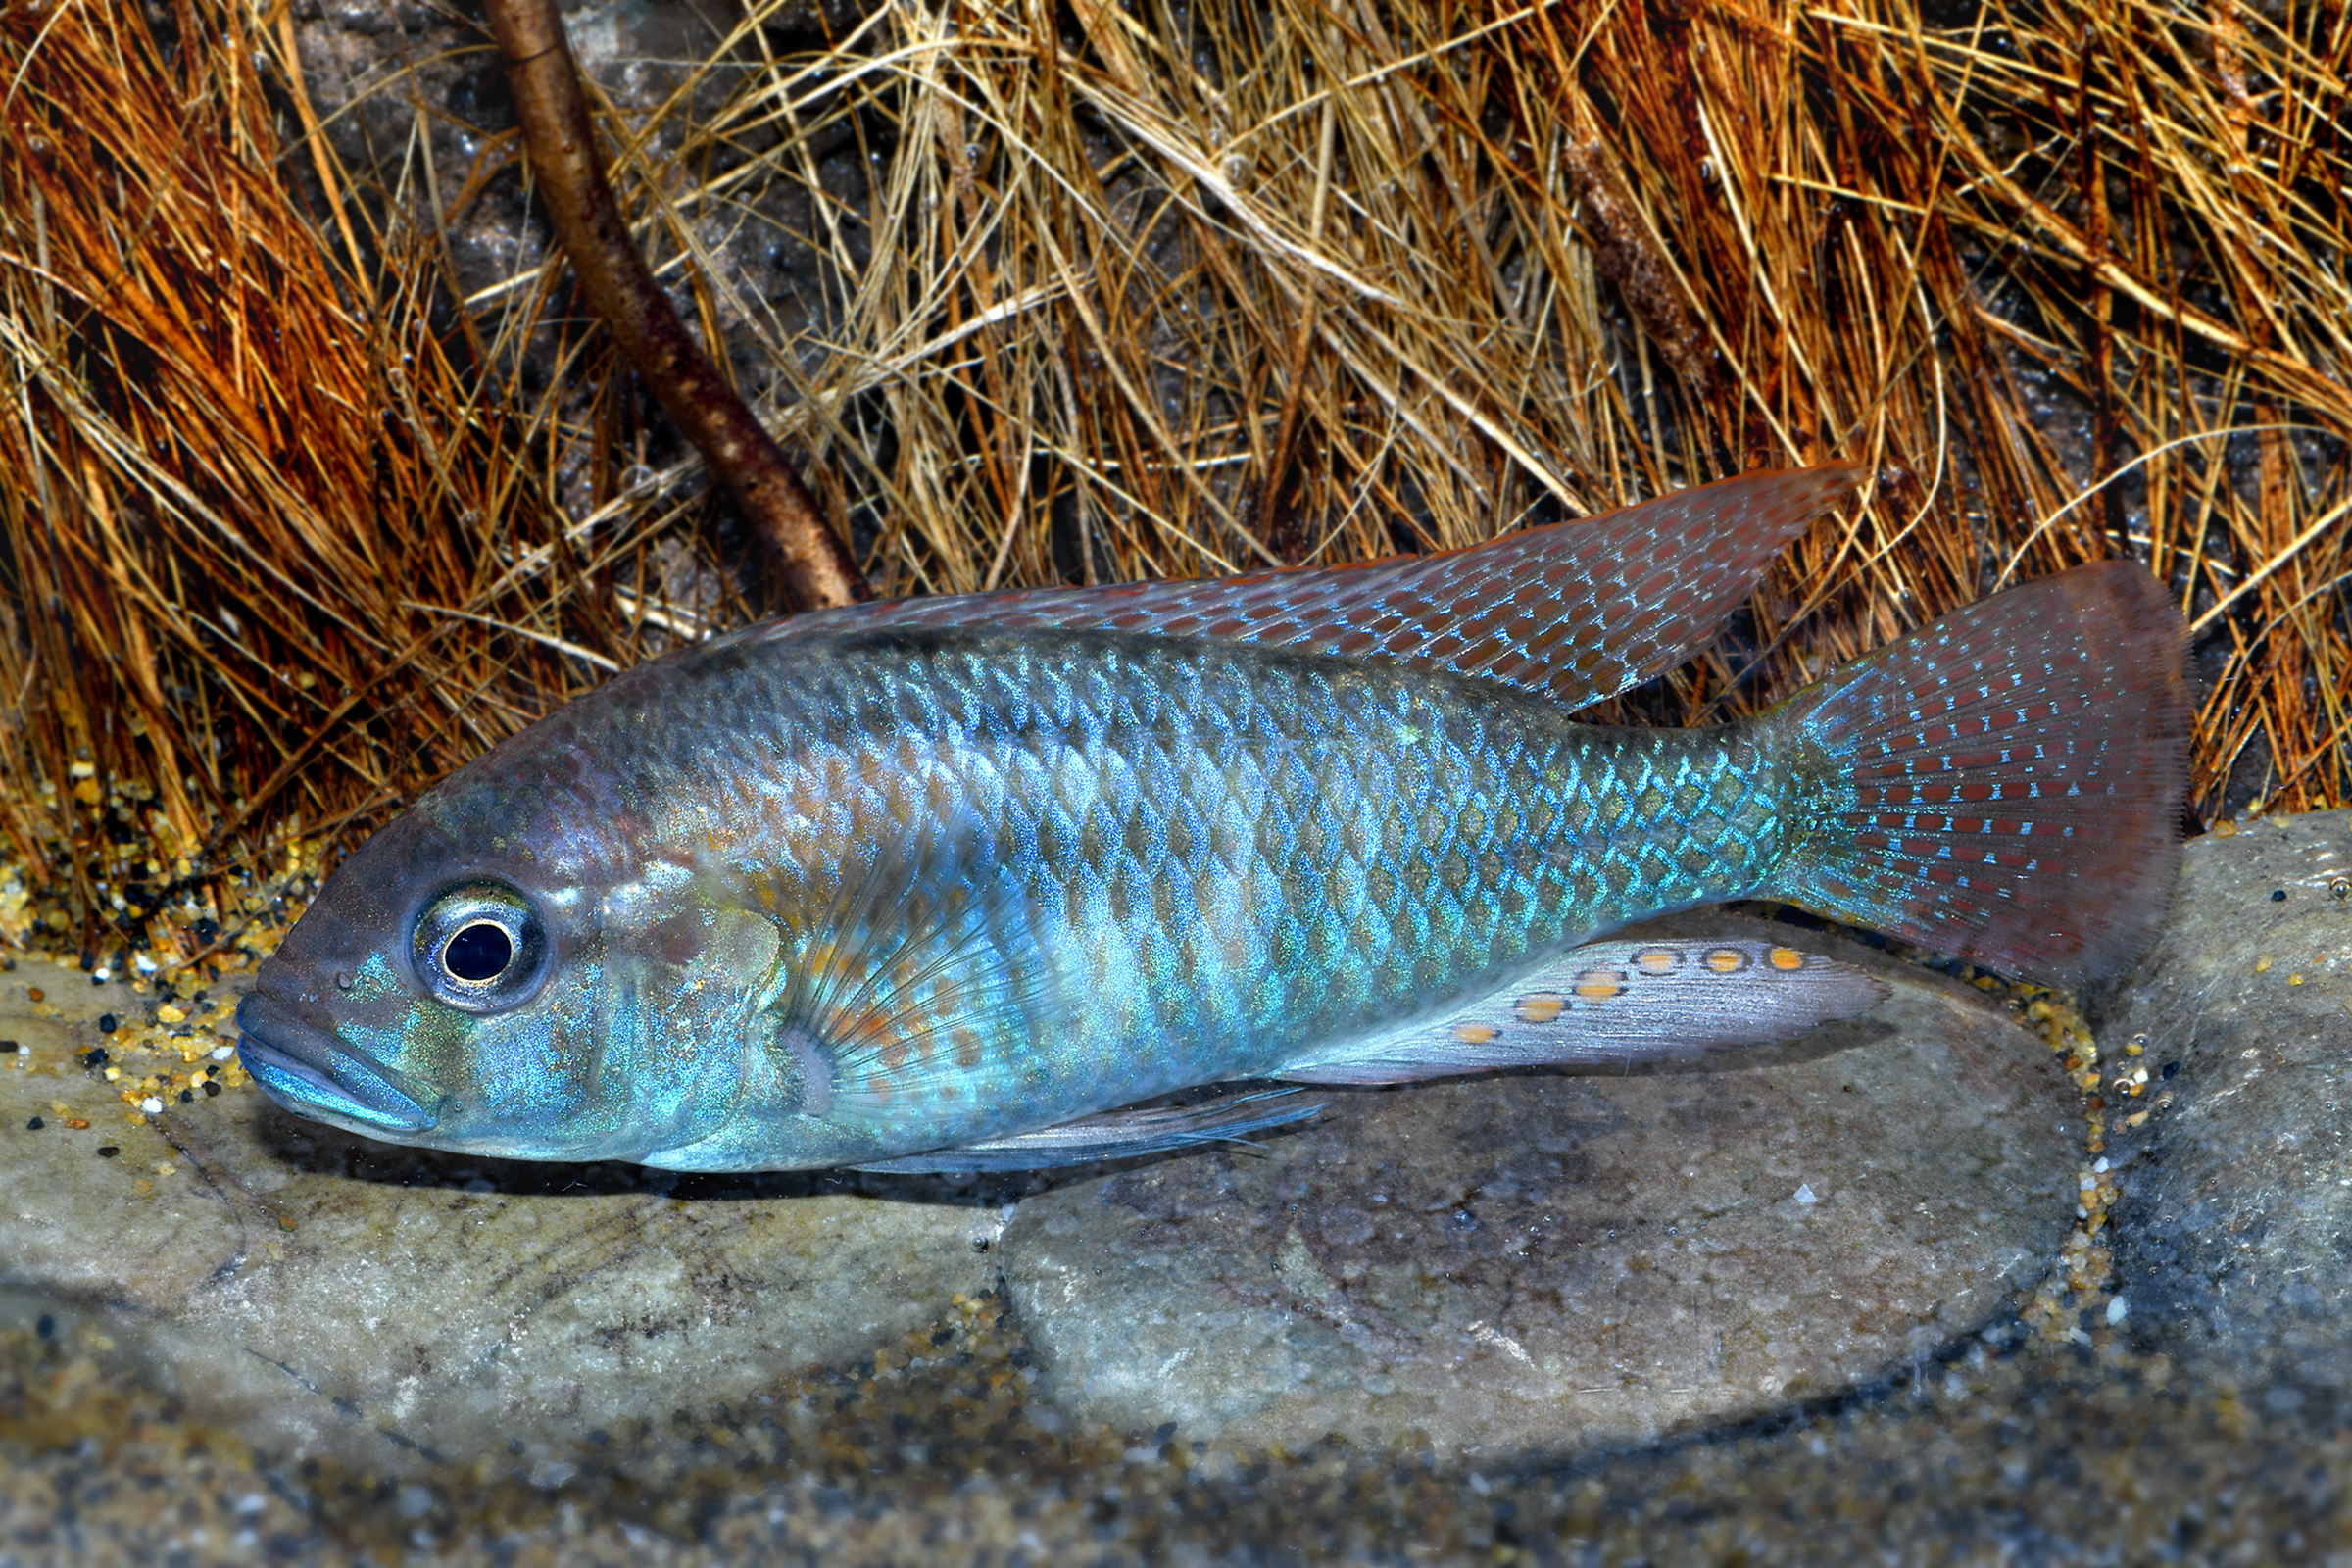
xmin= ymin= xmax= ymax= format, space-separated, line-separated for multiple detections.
xmin=235 ymin=469 xmax=2190 ymax=1172
xmin=642 ymin=628 xmax=1792 ymax=1152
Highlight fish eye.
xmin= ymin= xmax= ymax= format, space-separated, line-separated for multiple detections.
xmin=412 ymin=882 xmax=549 ymax=1012
xmin=443 ymin=921 xmax=513 ymax=982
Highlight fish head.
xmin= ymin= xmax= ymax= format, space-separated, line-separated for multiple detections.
xmin=236 ymin=733 xmax=782 ymax=1165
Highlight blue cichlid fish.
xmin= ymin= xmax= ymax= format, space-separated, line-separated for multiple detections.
xmin=237 ymin=467 xmax=2188 ymax=1172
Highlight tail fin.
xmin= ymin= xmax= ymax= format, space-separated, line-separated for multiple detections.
xmin=1764 ymin=562 xmax=2188 ymax=987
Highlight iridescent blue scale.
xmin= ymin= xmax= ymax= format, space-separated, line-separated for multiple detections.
xmin=234 ymin=469 xmax=2188 ymax=1173
xmin=632 ymin=627 xmax=1788 ymax=1148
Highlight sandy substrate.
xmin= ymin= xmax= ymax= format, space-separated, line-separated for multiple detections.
xmin=4 ymin=1289 xmax=2346 ymax=1565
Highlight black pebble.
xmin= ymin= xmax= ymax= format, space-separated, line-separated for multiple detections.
xmin=202 ymin=1080 xmax=221 ymax=1099
xmin=0 ymin=1039 xmax=18 ymax=1053
xmin=2272 ymin=889 xmax=2287 ymax=902
xmin=2163 ymin=1061 xmax=2180 ymax=1080
xmin=34 ymin=1314 xmax=53 ymax=1340
xmin=25 ymin=1116 xmax=43 ymax=1130
xmin=178 ymin=1088 xmax=194 ymax=1103
xmin=96 ymin=1145 xmax=121 ymax=1158
xmin=97 ymin=1012 xmax=118 ymax=1033
xmin=80 ymin=1048 xmax=109 ymax=1069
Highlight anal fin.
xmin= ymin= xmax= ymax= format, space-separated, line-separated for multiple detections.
xmin=850 ymin=1089 xmax=1319 ymax=1173
xmin=1275 ymin=938 xmax=1888 ymax=1086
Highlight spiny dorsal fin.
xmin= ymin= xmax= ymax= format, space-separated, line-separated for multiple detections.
xmin=756 ymin=466 xmax=1864 ymax=708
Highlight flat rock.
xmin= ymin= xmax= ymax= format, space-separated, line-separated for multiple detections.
xmin=0 ymin=972 xmax=999 ymax=1476
xmin=1001 ymin=916 xmax=2081 ymax=1456
xmin=2096 ymin=810 xmax=2352 ymax=1411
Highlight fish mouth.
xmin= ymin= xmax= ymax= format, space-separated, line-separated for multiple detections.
xmin=235 ymin=990 xmax=436 ymax=1136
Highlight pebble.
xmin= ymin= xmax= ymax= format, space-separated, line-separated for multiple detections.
xmin=0 ymin=976 xmax=998 ymax=1475
xmin=1001 ymin=915 xmax=2082 ymax=1454
xmin=2096 ymin=810 xmax=2352 ymax=1407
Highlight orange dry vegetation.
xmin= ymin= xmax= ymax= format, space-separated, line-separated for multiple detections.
xmin=0 ymin=0 xmax=2345 ymax=962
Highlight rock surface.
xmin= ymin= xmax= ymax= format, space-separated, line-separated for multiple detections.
xmin=1001 ymin=915 xmax=2082 ymax=1456
xmin=2097 ymin=810 xmax=2352 ymax=1412
xmin=0 ymin=972 xmax=999 ymax=1476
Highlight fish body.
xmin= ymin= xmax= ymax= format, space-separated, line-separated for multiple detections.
xmin=238 ymin=468 xmax=2190 ymax=1171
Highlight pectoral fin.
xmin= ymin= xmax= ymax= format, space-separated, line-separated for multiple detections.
xmin=734 ymin=797 xmax=1084 ymax=1144
xmin=1275 ymin=938 xmax=1889 ymax=1086
xmin=850 ymin=1089 xmax=1320 ymax=1173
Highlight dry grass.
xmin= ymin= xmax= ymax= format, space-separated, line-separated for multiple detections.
xmin=1 ymin=0 xmax=2345 ymax=967
xmin=0 ymin=0 xmax=725 ymax=961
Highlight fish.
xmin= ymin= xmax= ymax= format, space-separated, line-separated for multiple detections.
xmin=235 ymin=466 xmax=2190 ymax=1172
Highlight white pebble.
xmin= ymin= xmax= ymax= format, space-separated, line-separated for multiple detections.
xmin=211 ymin=1045 xmax=234 ymax=1060
xmin=139 ymin=1097 xmax=163 ymax=1115
xmin=2106 ymin=1296 xmax=2130 ymax=1325
xmin=1793 ymin=1184 xmax=1819 ymax=1205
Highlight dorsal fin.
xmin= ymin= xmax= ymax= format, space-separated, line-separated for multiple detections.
xmin=756 ymin=466 xmax=1863 ymax=708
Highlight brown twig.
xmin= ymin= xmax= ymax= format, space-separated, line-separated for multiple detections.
xmin=482 ymin=0 xmax=868 ymax=610
xmin=1558 ymin=138 xmax=1718 ymax=402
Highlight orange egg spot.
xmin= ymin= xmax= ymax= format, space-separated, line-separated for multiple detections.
xmin=1575 ymin=970 xmax=1623 ymax=1001
xmin=863 ymin=1076 xmax=893 ymax=1104
xmin=1635 ymin=948 xmax=1679 ymax=974
xmin=1705 ymin=948 xmax=1748 ymax=974
xmin=1770 ymin=946 xmax=1804 ymax=971
xmin=1453 ymin=1023 xmax=1498 ymax=1045
xmin=879 ymin=1041 xmax=911 ymax=1072
xmin=1513 ymin=993 xmax=1564 ymax=1023
xmin=953 ymin=1028 xmax=985 ymax=1070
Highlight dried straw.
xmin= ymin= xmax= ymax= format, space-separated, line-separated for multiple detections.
xmin=1 ymin=0 xmax=2344 ymax=965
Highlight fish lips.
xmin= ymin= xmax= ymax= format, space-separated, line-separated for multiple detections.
xmin=235 ymin=990 xmax=437 ymax=1136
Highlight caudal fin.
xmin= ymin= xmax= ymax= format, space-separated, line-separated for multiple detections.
xmin=1764 ymin=562 xmax=2188 ymax=988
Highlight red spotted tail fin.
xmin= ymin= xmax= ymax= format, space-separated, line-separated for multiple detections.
xmin=1764 ymin=562 xmax=2189 ymax=988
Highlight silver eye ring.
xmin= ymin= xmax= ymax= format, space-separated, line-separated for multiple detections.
xmin=412 ymin=881 xmax=549 ymax=1012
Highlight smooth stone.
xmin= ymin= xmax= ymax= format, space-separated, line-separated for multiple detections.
xmin=0 ymin=974 xmax=999 ymax=1475
xmin=2096 ymin=810 xmax=2352 ymax=1407
xmin=1001 ymin=915 xmax=2082 ymax=1456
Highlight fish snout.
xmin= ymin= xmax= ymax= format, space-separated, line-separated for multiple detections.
xmin=235 ymin=988 xmax=436 ymax=1135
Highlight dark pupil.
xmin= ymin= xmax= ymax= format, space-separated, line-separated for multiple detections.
xmin=443 ymin=922 xmax=514 ymax=983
